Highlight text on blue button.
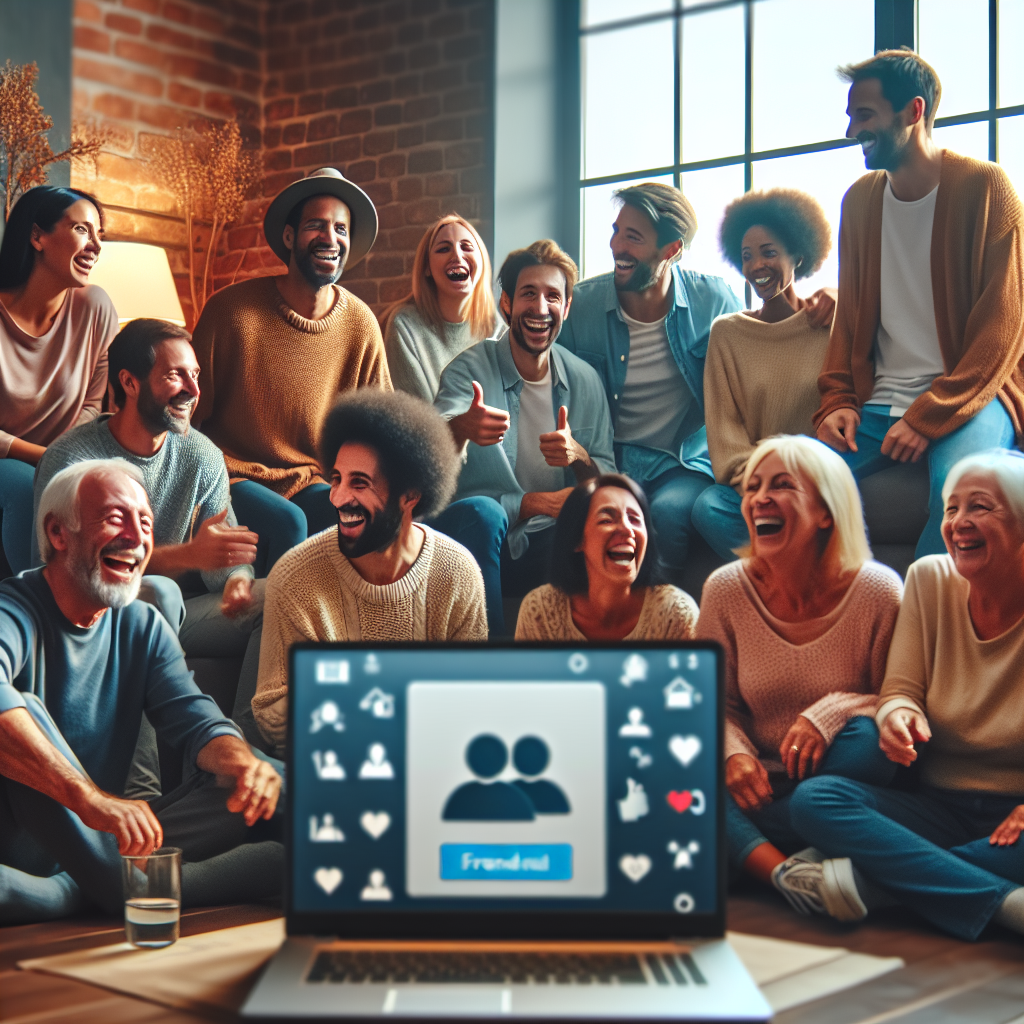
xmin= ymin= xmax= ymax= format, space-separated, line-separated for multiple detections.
xmin=440 ymin=844 xmax=573 ymax=880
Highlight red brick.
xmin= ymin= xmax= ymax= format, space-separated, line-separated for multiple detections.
xmin=395 ymin=73 xmax=419 ymax=99
xmin=423 ymin=66 xmax=462 ymax=92
xmin=363 ymin=181 xmax=393 ymax=206
xmin=74 ymin=57 xmax=163 ymax=97
xmin=146 ymin=24 xmax=195 ymax=50
xmin=74 ymin=26 xmax=111 ymax=53
xmin=339 ymin=109 xmax=372 ymax=135
xmin=380 ymin=277 xmax=412 ymax=303
xmin=377 ymin=207 xmax=403 ymax=233
xmin=403 ymin=96 xmax=439 ymax=121
xmin=176 ymin=56 xmax=238 ymax=88
xmin=428 ymin=13 xmax=465 ymax=37
xmin=123 ymin=0 xmax=160 ymax=13
xmin=368 ymin=254 xmax=404 ymax=277
xmin=345 ymin=279 xmax=378 ymax=305
xmin=204 ymin=91 xmax=241 ymax=118
xmin=391 ymin=225 xmax=428 ymax=249
xmin=114 ymin=39 xmax=169 ymax=70
xmin=345 ymin=159 xmax=376 ymax=183
xmin=227 ymin=225 xmax=259 ymax=250
xmin=294 ymin=142 xmax=332 ymax=166
xmin=298 ymin=92 xmax=325 ymax=116
xmin=211 ymin=42 xmax=260 ymax=71
xmin=325 ymin=86 xmax=358 ymax=109
xmin=359 ymin=80 xmax=392 ymax=104
xmin=443 ymin=35 xmax=482 ymax=61
xmin=444 ymin=141 xmax=481 ymax=168
xmin=307 ymin=114 xmax=338 ymax=141
xmin=397 ymin=125 xmax=424 ymax=148
xmin=409 ymin=43 xmax=440 ymax=70
xmin=105 ymin=12 xmax=143 ymax=34
xmin=264 ymin=150 xmax=292 ymax=171
xmin=363 ymin=130 xmax=395 ymax=156
xmin=263 ymin=125 xmax=282 ymax=148
xmin=282 ymin=122 xmax=306 ymax=145
xmin=332 ymin=137 xmax=361 ymax=162
xmin=378 ymin=154 xmax=406 ymax=178
xmin=264 ymin=99 xmax=294 ymax=122
xmin=397 ymin=177 xmax=423 ymax=202
xmin=240 ymin=72 xmax=261 ymax=96
xmin=163 ymin=1 xmax=193 ymax=26
xmin=443 ymin=86 xmax=482 ymax=114
xmin=425 ymin=117 xmax=462 ymax=142
xmin=75 ymin=0 xmax=103 ymax=23
xmin=195 ymin=11 xmax=225 ymax=35
xmin=138 ymin=102 xmax=190 ymax=130
xmin=93 ymin=92 xmax=135 ymax=119
xmin=375 ymin=104 xmax=402 ymax=127
xmin=404 ymin=197 xmax=442 ymax=225
xmin=426 ymin=172 xmax=458 ymax=197
xmin=263 ymin=170 xmax=302 ymax=196
xmin=408 ymin=149 xmax=442 ymax=174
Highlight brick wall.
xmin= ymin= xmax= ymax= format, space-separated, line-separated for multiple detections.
xmin=70 ymin=0 xmax=495 ymax=324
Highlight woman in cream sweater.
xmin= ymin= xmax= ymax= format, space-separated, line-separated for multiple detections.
xmin=692 ymin=188 xmax=835 ymax=560
xmin=696 ymin=436 xmax=903 ymax=919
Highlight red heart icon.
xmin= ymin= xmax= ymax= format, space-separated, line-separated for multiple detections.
xmin=667 ymin=790 xmax=692 ymax=813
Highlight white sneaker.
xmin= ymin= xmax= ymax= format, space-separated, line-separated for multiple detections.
xmin=820 ymin=858 xmax=868 ymax=922
xmin=771 ymin=852 xmax=826 ymax=916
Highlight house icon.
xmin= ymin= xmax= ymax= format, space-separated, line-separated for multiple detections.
xmin=359 ymin=687 xmax=395 ymax=719
xmin=664 ymin=676 xmax=699 ymax=709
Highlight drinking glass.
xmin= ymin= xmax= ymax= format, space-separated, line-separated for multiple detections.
xmin=121 ymin=847 xmax=181 ymax=948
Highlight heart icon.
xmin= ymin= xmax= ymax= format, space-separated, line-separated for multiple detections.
xmin=619 ymin=854 xmax=652 ymax=883
xmin=667 ymin=790 xmax=693 ymax=813
xmin=669 ymin=735 xmax=701 ymax=768
xmin=360 ymin=811 xmax=391 ymax=839
xmin=314 ymin=867 xmax=343 ymax=894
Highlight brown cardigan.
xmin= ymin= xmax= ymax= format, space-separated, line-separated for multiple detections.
xmin=814 ymin=152 xmax=1024 ymax=441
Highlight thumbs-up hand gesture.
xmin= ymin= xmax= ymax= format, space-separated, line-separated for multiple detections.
xmin=449 ymin=381 xmax=511 ymax=448
xmin=190 ymin=508 xmax=259 ymax=571
xmin=539 ymin=405 xmax=589 ymax=468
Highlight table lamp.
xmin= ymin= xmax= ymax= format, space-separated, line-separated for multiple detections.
xmin=86 ymin=241 xmax=187 ymax=326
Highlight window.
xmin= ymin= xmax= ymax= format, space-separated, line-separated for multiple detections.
xmin=578 ymin=0 xmax=1024 ymax=294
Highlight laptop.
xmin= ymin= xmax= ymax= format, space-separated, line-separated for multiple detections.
xmin=242 ymin=641 xmax=771 ymax=1021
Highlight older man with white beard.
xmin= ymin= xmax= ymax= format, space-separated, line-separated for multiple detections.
xmin=0 ymin=460 xmax=283 ymax=924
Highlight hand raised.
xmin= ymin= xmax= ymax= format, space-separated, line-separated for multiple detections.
xmin=881 ymin=418 xmax=929 ymax=463
xmin=816 ymin=408 xmax=860 ymax=453
xmin=190 ymin=509 xmax=259 ymax=572
xmin=79 ymin=791 xmax=163 ymax=856
xmin=779 ymin=716 xmax=828 ymax=780
xmin=539 ymin=405 xmax=589 ymax=468
xmin=725 ymin=753 xmax=773 ymax=812
xmin=450 ymin=381 xmax=510 ymax=448
xmin=879 ymin=707 xmax=931 ymax=766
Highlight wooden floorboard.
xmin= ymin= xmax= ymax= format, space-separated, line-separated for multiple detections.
xmin=0 ymin=891 xmax=1020 ymax=1022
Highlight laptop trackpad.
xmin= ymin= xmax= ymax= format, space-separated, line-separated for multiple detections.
xmin=390 ymin=988 xmax=505 ymax=1015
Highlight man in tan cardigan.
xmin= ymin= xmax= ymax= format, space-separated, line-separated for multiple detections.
xmin=192 ymin=169 xmax=392 ymax=575
xmin=814 ymin=50 xmax=1024 ymax=557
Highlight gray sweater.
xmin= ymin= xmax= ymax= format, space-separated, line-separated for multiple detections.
xmin=32 ymin=416 xmax=252 ymax=594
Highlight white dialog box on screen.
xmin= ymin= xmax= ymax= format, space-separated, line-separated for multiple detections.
xmin=406 ymin=682 xmax=606 ymax=897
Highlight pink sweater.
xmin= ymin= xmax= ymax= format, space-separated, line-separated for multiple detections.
xmin=697 ymin=560 xmax=902 ymax=772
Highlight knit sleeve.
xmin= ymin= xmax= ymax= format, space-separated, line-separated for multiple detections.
xmin=352 ymin=301 xmax=393 ymax=391
xmin=876 ymin=560 xmax=932 ymax=722
xmin=515 ymin=586 xmax=564 ymax=640
xmin=447 ymin=558 xmax=488 ymax=641
xmin=704 ymin=318 xmax=754 ymax=487
xmin=642 ymin=585 xmax=699 ymax=640
xmin=385 ymin=308 xmax=435 ymax=402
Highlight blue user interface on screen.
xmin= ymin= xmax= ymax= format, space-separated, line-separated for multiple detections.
xmin=291 ymin=647 xmax=718 ymax=916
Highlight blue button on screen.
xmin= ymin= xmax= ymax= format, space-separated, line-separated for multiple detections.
xmin=441 ymin=844 xmax=573 ymax=880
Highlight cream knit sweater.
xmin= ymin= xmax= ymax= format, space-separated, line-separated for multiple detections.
xmin=253 ymin=524 xmax=487 ymax=751
xmin=705 ymin=309 xmax=831 ymax=488
xmin=697 ymin=560 xmax=902 ymax=772
xmin=515 ymin=583 xmax=699 ymax=641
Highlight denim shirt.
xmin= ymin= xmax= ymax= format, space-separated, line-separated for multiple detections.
xmin=558 ymin=266 xmax=742 ymax=482
xmin=434 ymin=335 xmax=616 ymax=558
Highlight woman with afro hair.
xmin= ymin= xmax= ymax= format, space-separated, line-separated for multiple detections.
xmin=691 ymin=188 xmax=835 ymax=560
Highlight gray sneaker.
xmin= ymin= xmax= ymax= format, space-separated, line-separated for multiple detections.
xmin=820 ymin=858 xmax=869 ymax=922
xmin=771 ymin=852 xmax=826 ymax=916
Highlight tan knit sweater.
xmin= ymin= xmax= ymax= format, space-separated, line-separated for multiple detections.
xmin=253 ymin=525 xmax=487 ymax=751
xmin=192 ymin=276 xmax=392 ymax=498
xmin=697 ymin=560 xmax=902 ymax=772
xmin=705 ymin=310 xmax=831 ymax=488
xmin=815 ymin=152 xmax=1024 ymax=442
xmin=876 ymin=555 xmax=1024 ymax=794
xmin=515 ymin=583 xmax=699 ymax=641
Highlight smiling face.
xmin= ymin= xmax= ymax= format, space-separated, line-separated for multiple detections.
xmin=134 ymin=338 xmax=200 ymax=436
xmin=32 ymin=198 xmax=103 ymax=289
xmin=741 ymin=224 xmax=800 ymax=304
xmin=501 ymin=263 xmax=570 ymax=357
xmin=743 ymin=451 xmax=833 ymax=559
xmin=578 ymin=485 xmax=649 ymax=589
xmin=941 ymin=470 xmax=1024 ymax=583
xmin=846 ymin=78 xmax=913 ymax=172
xmin=329 ymin=442 xmax=406 ymax=559
xmin=284 ymin=195 xmax=351 ymax=289
xmin=427 ymin=222 xmax=480 ymax=313
xmin=610 ymin=202 xmax=678 ymax=293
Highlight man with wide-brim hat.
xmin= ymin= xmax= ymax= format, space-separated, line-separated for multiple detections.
xmin=191 ymin=168 xmax=393 ymax=585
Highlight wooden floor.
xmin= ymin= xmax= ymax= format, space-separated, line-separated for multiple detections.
xmin=1 ymin=892 xmax=1021 ymax=1023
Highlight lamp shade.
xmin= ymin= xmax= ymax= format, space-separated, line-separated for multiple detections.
xmin=87 ymin=241 xmax=186 ymax=326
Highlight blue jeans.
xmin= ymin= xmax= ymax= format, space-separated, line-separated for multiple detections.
xmin=428 ymin=496 xmax=508 ymax=637
xmin=691 ymin=483 xmax=747 ymax=561
xmin=840 ymin=400 xmax=1015 ymax=557
xmin=0 ymin=458 xmax=35 ymax=576
xmin=726 ymin=716 xmax=896 ymax=867
xmin=790 ymin=776 xmax=1023 ymax=941
xmin=639 ymin=466 xmax=714 ymax=582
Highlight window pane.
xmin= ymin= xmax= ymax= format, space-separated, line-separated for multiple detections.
xmin=998 ymin=0 xmax=1024 ymax=107
xmin=583 ymin=23 xmax=675 ymax=179
xmin=752 ymin=0 xmax=873 ymax=153
xmin=680 ymin=4 xmax=745 ymax=163
xmin=679 ymin=164 xmax=747 ymax=300
xmin=919 ymin=0 xmax=989 ymax=117
xmin=582 ymin=0 xmax=673 ymax=29
xmin=751 ymin=144 xmax=867 ymax=295
xmin=933 ymin=119 xmax=990 ymax=160
xmin=581 ymin=173 xmax=675 ymax=280
xmin=998 ymin=114 xmax=1024 ymax=197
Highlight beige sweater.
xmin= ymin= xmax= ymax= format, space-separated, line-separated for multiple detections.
xmin=253 ymin=525 xmax=487 ymax=752
xmin=876 ymin=555 xmax=1024 ymax=794
xmin=515 ymin=584 xmax=699 ymax=641
xmin=705 ymin=309 xmax=830 ymax=488
xmin=697 ymin=560 xmax=902 ymax=772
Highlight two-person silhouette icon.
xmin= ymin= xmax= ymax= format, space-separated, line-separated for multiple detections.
xmin=442 ymin=734 xmax=570 ymax=821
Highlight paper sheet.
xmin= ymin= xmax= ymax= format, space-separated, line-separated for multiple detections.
xmin=20 ymin=918 xmax=903 ymax=1017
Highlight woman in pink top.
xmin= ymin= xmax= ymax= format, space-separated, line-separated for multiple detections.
xmin=0 ymin=187 xmax=118 ymax=574
xmin=697 ymin=435 xmax=902 ymax=919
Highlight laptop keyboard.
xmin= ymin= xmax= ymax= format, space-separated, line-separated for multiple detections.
xmin=305 ymin=950 xmax=705 ymax=986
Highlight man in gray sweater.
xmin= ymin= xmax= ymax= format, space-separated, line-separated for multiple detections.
xmin=33 ymin=320 xmax=266 ymax=746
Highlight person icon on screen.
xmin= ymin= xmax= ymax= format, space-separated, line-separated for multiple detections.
xmin=511 ymin=736 xmax=570 ymax=814
xmin=618 ymin=707 xmax=652 ymax=737
xmin=309 ymin=813 xmax=346 ymax=842
xmin=358 ymin=743 xmax=395 ymax=779
xmin=313 ymin=750 xmax=345 ymax=780
xmin=442 ymin=734 xmax=536 ymax=821
xmin=360 ymin=869 xmax=393 ymax=901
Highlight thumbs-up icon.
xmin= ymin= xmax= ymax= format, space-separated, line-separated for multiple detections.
xmin=617 ymin=777 xmax=650 ymax=823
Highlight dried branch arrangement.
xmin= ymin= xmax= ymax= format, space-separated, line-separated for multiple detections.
xmin=150 ymin=119 xmax=262 ymax=319
xmin=0 ymin=60 xmax=108 ymax=219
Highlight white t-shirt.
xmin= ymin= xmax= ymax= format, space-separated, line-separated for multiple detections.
xmin=868 ymin=182 xmax=945 ymax=416
xmin=515 ymin=367 xmax=563 ymax=495
xmin=614 ymin=307 xmax=696 ymax=452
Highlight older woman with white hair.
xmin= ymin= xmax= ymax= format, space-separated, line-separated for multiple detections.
xmin=791 ymin=450 xmax=1024 ymax=941
xmin=696 ymin=435 xmax=903 ymax=916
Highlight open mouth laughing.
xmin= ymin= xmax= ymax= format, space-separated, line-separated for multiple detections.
xmin=753 ymin=516 xmax=784 ymax=537
xmin=310 ymin=244 xmax=341 ymax=271
xmin=73 ymin=253 xmax=97 ymax=275
xmin=614 ymin=255 xmax=637 ymax=275
xmin=100 ymin=544 xmax=145 ymax=582
xmin=337 ymin=503 xmax=369 ymax=536
xmin=607 ymin=542 xmax=636 ymax=565
xmin=857 ymin=132 xmax=877 ymax=158
xmin=445 ymin=266 xmax=470 ymax=283
xmin=520 ymin=315 xmax=554 ymax=343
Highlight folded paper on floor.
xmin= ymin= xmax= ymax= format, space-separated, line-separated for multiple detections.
xmin=18 ymin=918 xmax=903 ymax=1017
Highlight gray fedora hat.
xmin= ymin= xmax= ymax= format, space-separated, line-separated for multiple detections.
xmin=263 ymin=167 xmax=378 ymax=270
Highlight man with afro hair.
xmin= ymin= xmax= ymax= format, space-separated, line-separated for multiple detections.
xmin=251 ymin=391 xmax=486 ymax=756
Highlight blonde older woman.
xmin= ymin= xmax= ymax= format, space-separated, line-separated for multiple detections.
xmin=792 ymin=450 xmax=1024 ymax=941
xmin=696 ymin=435 xmax=902 ymax=916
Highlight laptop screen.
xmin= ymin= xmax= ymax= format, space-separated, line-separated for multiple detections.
xmin=287 ymin=642 xmax=724 ymax=940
